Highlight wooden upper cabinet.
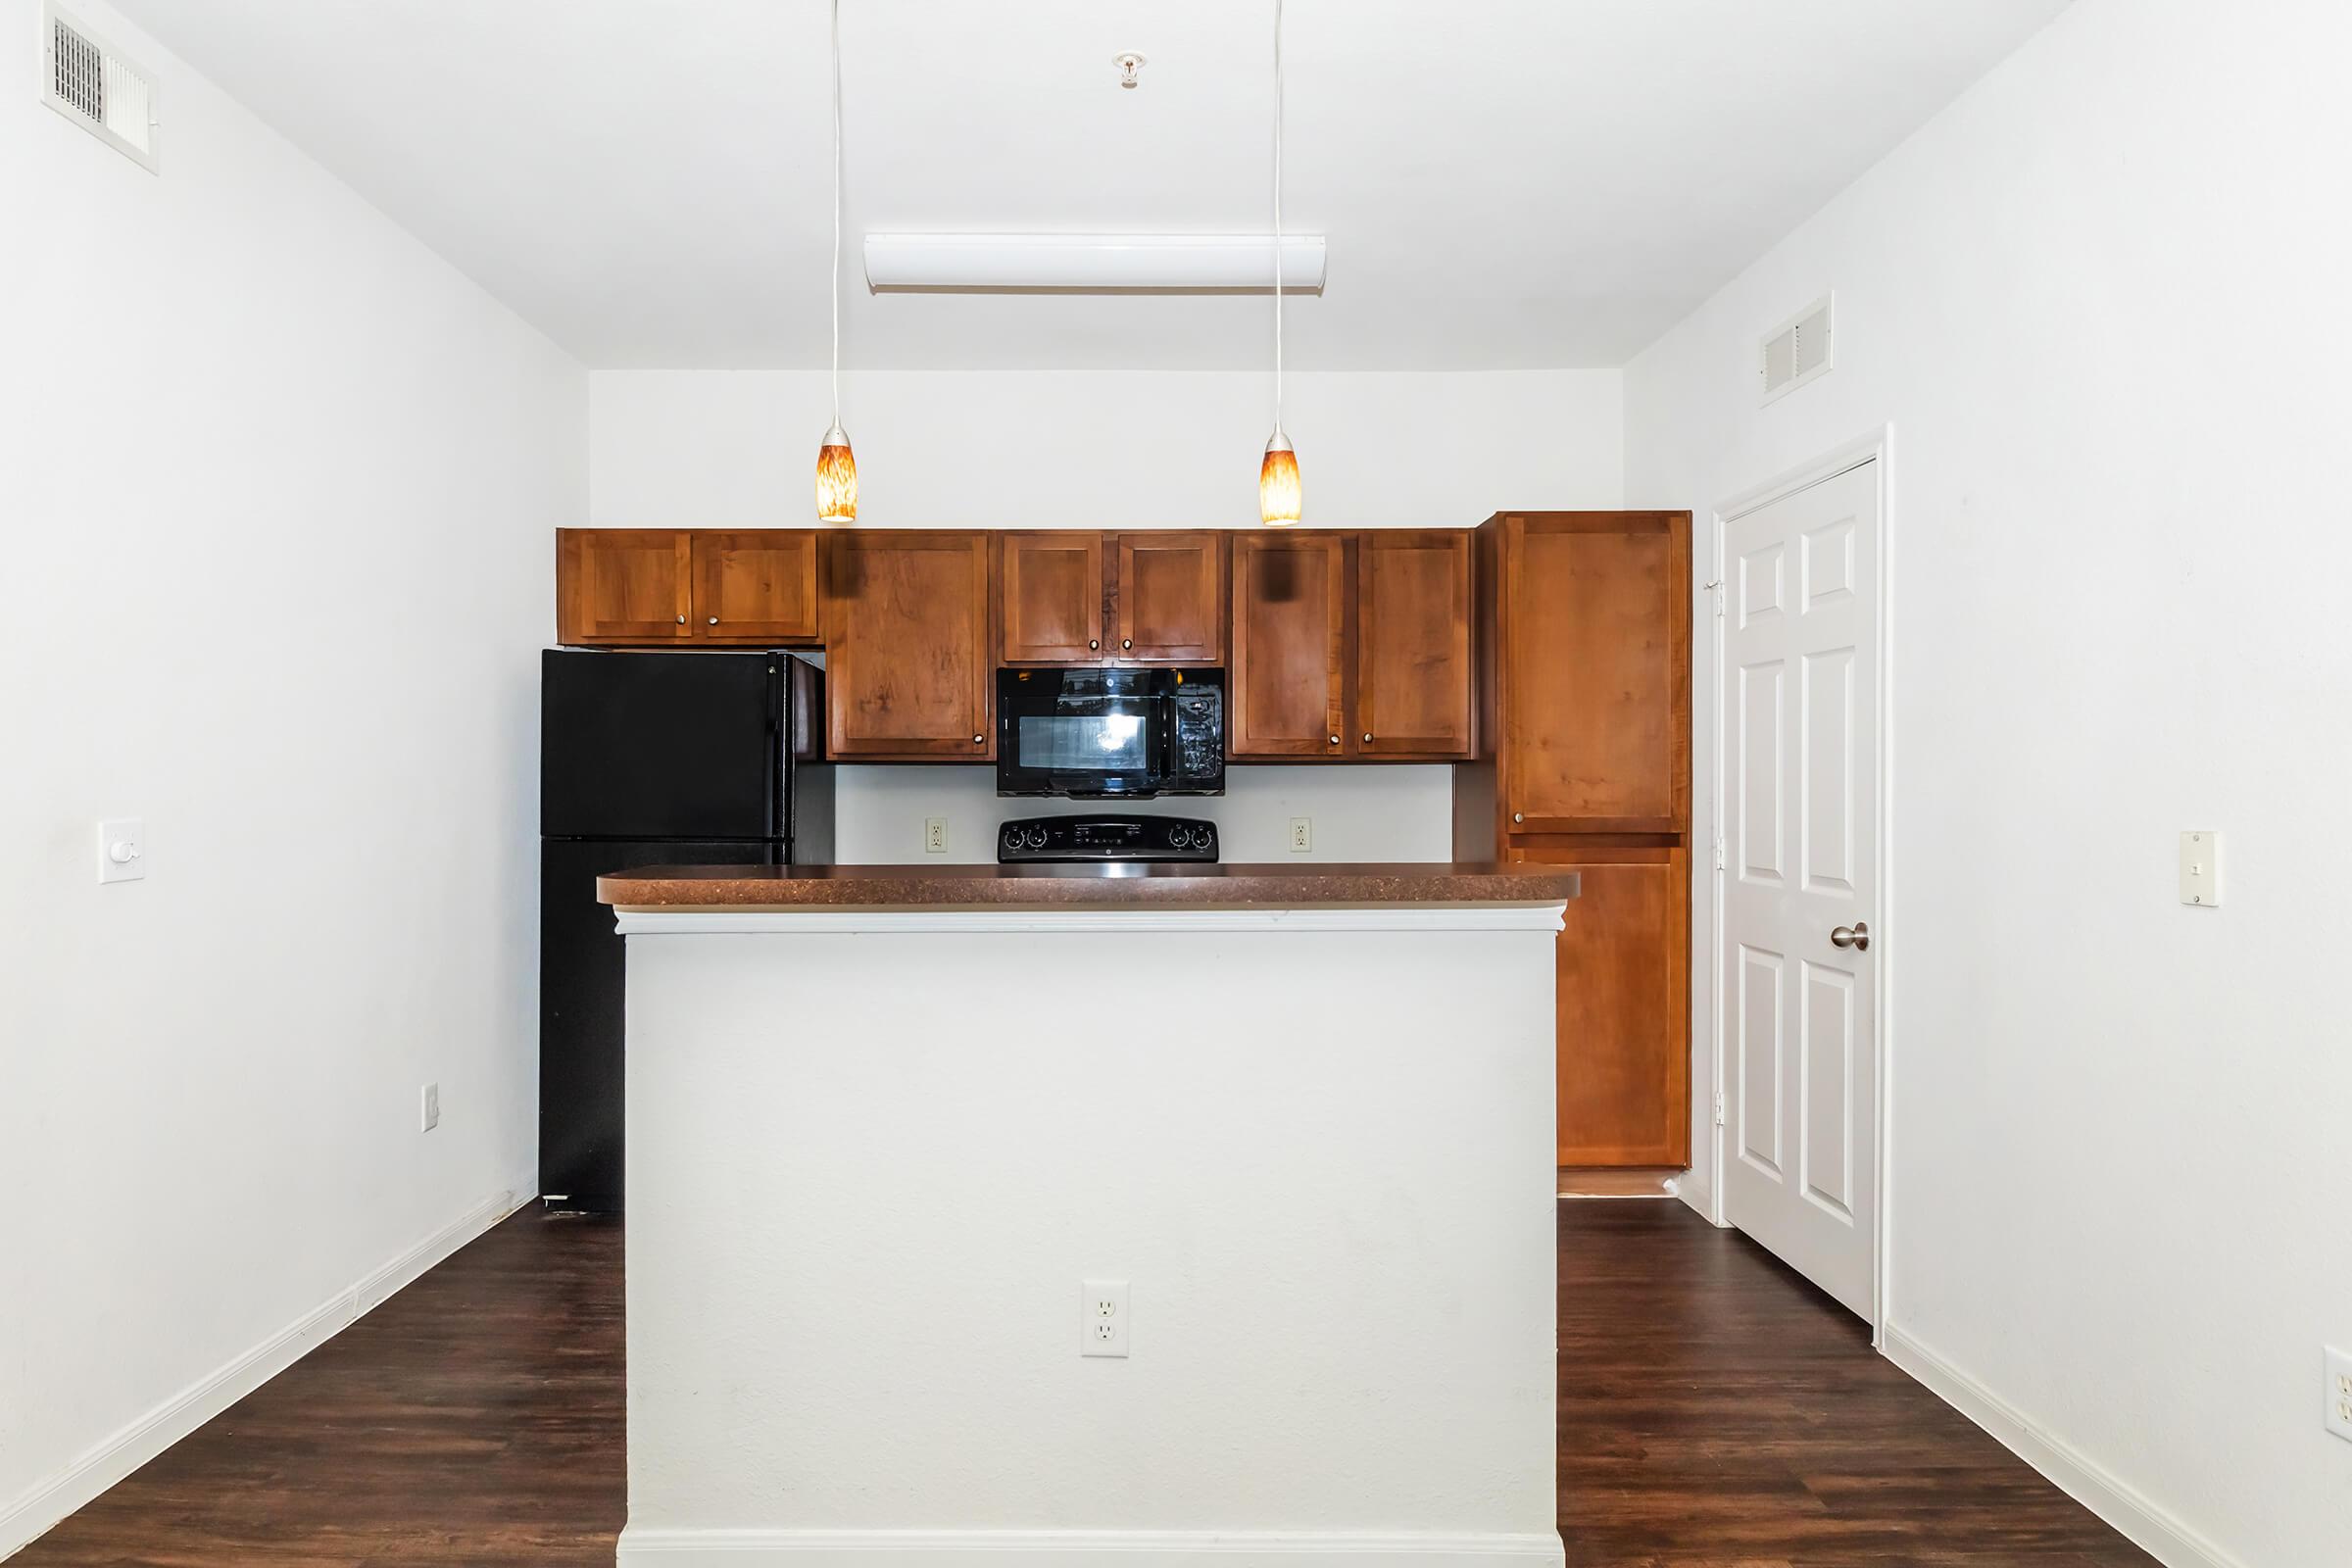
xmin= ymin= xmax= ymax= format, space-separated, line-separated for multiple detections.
xmin=690 ymin=532 xmax=820 ymax=643
xmin=1354 ymin=530 xmax=1474 ymax=760
xmin=1229 ymin=532 xmax=1347 ymax=759
xmin=558 ymin=529 xmax=691 ymax=643
xmin=1115 ymin=532 xmax=1225 ymax=662
xmin=999 ymin=532 xmax=1105 ymax=662
xmin=1498 ymin=513 xmax=1690 ymax=832
xmin=824 ymin=531 xmax=995 ymax=760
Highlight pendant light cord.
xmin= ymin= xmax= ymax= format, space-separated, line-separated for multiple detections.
xmin=1272 ymin=0 xmax=1285 ymax=428
xmin=830 ymin=0 xmax=843 ymax=428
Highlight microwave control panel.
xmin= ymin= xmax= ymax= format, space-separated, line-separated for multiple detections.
xmin=1171 ymin=683 xmax=1225 ymax=785
xmin=997 ymin=814 xmax=1218 ymax=864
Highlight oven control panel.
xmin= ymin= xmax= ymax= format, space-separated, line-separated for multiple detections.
xmin=997 ymin=814 xmax=1218 ymax=863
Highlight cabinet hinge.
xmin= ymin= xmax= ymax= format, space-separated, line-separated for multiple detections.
xmin=1713 ymin=1092 xmax=1727 ymax=1128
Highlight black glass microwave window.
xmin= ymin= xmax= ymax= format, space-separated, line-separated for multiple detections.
xmin=996 ymin=666 xmax=1224 ymax=798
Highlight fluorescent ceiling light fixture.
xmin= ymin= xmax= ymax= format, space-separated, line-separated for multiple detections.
xmin=862 ymin=234 xmax=1326 ymax=294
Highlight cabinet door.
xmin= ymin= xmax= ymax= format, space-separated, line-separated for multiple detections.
xmin=690 ymin=532 xmax=820 ymax=643
xmin=558 ymin=529 xmax=691 ymax=644
xmin=1501 ymin=514 xmax=1690 ymax=832
xmin=824 ymin=531 xmax=994 ymax=760
xmin=999 ymin=532 xmax=1105 ymax=662
xmin=1115 ymin=531 xmax=1225 ymax=662
xmin=1229 ymin=533 xmax=1347 ymax=759
xmin=1354 ymin=530 xmax=1473 ymax=759
xmin=1512 ymin=844 xmax=1691 ymax=1167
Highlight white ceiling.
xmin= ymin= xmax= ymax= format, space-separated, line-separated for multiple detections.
xmin=111 ymin=0 xmax=2069 ymax=370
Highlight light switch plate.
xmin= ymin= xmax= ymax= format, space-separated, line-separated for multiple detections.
xmin=2179 ymin=830 xmax=2222 ymax=906
xmin=98 ymin=818 xmax=147 ymax=884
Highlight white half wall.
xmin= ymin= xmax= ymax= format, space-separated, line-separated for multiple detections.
xmin=0 ymin=0 xmax=585 ymax=1547
xmin=1623 ymin=1 xmax=2351 ymax=1563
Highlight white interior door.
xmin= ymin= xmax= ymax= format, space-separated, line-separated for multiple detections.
xmin=1721 ymin=460 xmax=1880 ymax=1320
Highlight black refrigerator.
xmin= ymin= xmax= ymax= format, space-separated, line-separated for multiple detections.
xmin=540 ymin=649 xmax=833 ymax=1211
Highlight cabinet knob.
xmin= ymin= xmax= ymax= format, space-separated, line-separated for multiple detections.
xmin=1328 ymin=734 xmax=1341 ymax=746
xmin=708 ymin=616 xmax=718 ymax=625
xmin=1362 ymin=732 xmax=1373 ymax=743
xmin=675 ymin=614 xmax=685 ymax=624
xmin=1089 ymin=639 xmax=1100 ymax=650
xmin=1122 ymin=639 xmax=1133 ymax=649
xmin=973 ymin=734 xmax=985 ymax=745
xmin=1512 ymin=811 xmax=1524 ymax=824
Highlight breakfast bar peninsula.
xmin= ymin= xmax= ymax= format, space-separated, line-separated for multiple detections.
xmin=600 ymin=861 xmax=1579 ymax=1568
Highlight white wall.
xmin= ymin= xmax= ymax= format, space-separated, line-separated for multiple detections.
xmin=1622 ymin=1 xmax=2351 ymax=1562
xmin=836 ymin=765 xmax=1455 ymax=864
xmin=591 ymin=368 xmax=1621 ymax=528
xmin=594 ymin=367 xmax=1622 ymax=859
xmin=0 ymin=0 xmax=585 ymax=1547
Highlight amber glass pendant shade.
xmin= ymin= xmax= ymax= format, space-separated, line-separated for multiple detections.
xmin=815 ymin=424 xmax=858 ymax=523
xmin=1258 ymin=430 xmax=1300 ymax=526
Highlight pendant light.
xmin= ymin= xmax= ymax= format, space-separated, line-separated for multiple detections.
xmin=814 ymin=0 xmax=858 ymax=523
xmin=1257 ymin=0 xmax=1300 ymax=526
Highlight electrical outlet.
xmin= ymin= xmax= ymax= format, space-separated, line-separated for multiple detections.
xmin=2328 ymin=1347 xmax=2352 ymax=1444
xmin=925 ymin=816 xmax=949 ymax=855
xmin=1082 ymin=1279 xmax=1129 ymax=1358
xmin=1289 ymin=816 xmax=1312 ymax=854
xmin=420 ymin=1083 xmax=440 ymax=1133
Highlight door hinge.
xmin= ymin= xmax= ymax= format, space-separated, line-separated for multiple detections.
xmin=1703 ymin=578 xmax=1725 ymax=617
xmin=1713 ymin=1092 xmax=1727 ymax=1128
xmin=1712 ymin=834 xmax=1725 ymax=871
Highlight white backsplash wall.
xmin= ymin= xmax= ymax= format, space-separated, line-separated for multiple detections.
xmin=835 ymin=766 xmax=1455 ymax=864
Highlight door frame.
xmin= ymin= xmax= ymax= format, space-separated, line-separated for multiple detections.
xmin=1703 ymin=425 xmax=1895 ymax=1345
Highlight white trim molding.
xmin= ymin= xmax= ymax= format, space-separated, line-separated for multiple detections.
xmin=617 ymin=1529 xmax=1566 ymax=1567
xmin=0 ymin=1186 xmax=529 ymax=1558
xmin=1884 ymin=1329 xmax=2245 ymax=1568
xmin=612 ymin=904 xmax=1570 ymax=938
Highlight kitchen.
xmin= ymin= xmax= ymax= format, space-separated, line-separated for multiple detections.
xmin=541 ymin=517 xmax=1690 ymax=1219
xmin=12 ymin=3 xmax=2342 ymax=1567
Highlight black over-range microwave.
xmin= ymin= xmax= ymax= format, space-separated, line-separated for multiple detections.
xmin=996 ymin=666 xmax=1224 ymax=798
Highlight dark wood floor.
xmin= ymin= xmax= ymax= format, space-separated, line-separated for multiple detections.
xmin=17 ymin=1202 xmax=2149 ymax=1567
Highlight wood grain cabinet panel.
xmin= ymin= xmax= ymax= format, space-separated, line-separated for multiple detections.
xmin=557 ymin=529 xmax=691 ymax=644
xmin=999 ymin=533 xmax=1105 ymax=662
xmin=823 ymin=531 xmax=994 ymax=760
xmin=1455 ymin=511 xmax=1694 ymax=1169
xmin=1500 ymin=513 xmax=1690 ymax=832
xmin=1355 ymin=529 xmax=1474 ymax=759
xmin=1115 ymin=532 xmax=1225 ymax=662
xmin=1512 ymin=846 xmax=1691 ymax=1167
xmin=691 ymin=531 xmax=820 ymax=643
xmin=1229 ymin=533 xmax=1347 ymax=759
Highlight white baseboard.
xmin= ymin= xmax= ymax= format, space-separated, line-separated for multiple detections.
xmin=616 ymin=1529 xmax=1567 ymax=1567
xmin=0 ymin=1185 xmax=529 ymax=1560
xmin=1882 ymin=1327 xmax=2245 ymax=1568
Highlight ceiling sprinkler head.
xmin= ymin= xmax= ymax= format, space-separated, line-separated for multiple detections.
xmin=1113 ymin=52 xmax=1147 ymax=90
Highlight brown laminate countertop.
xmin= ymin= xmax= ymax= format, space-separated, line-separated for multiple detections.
xmin=598 ymin=861 xmax=1580 ymax=909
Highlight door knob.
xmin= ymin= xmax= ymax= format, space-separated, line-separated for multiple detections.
xmin=1830 ymin=921 xmax=1871 ymax=952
